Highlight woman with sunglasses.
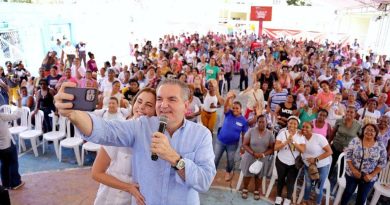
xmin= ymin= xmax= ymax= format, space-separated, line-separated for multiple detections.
xmin=32 ymin=79 xmax=56 ymax=133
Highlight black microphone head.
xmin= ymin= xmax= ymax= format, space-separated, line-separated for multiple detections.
xmin=159 ymin=115 xmax=168 ymax=124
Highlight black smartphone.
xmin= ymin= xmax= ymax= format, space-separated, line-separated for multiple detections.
xmin=64 ymin=87 xmax=98 ymax=111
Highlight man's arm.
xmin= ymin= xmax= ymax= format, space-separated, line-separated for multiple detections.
xmin=55 ymin=82 xmax=135 ymax=146
xmin=180 ymin=130 xmax=216 ymax=192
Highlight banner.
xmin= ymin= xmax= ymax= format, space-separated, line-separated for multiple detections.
xmin=263 ymin=28 xmax=352 ymax=46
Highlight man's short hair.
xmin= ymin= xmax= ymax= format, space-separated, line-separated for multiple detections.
xmin=157 ymin=79 xmax=190 ymax=101
xmin=129 ymin=79 xmax=139 ymax=86
xmin=109 ymin=97 xmax=119 ymax=104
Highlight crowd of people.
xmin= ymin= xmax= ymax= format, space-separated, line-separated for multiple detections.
xmin=1 ymin=31 xmax=390 ymax=205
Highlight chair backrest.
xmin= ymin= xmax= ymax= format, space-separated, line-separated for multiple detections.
xmin=51 ymin=111 xmax=58 ymax=132
xmin=28 ymin=110 xmax=44 ymax=131
xmin=378 ymin=162 xmax=390 ymax=185
xmin=58 ymin=116 xmax=67 ymax=133
xmin=19 ymin=107 xmax=30 ymax=127
xmin=66 ymin=120 xmax=81 ymax=139
xmin=336 ymin=152 xmax=346 ymax=181
xmin=0 ymin=104 xmax=11 ymax=114
xmin=35 ymin=110 xmax=44 ymax=131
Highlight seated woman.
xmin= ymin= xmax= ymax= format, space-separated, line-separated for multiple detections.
xmin=341 ymin=123 xmax=387 ymax=205
xmin=301 ymin=122 xmax=333 ymax=205
xmin=19 ymin=86 xmax=35 ymax=111
xmin=92 ymin=88 xmax=156 ymax=205
xmin=240 ymin=115 xmax=274 ymax=200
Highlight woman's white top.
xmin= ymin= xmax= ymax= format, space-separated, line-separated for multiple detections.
xmin=203 ymin=92 xmax=218 ymax=112
xmin=276 ymin=129 xmax=306 ymax=166
xmin=302 ymin=133 xmax=331 ymax=168
xmin=94 ymin=146 xmax=133 ymax=205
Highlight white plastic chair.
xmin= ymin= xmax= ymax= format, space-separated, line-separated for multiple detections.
xmin=369 ymin=162 xmax=390 ymax=205
xmin=0 ymin=104 xmax=12 ymax=113
xmin=59 ymin=121 xmax=83 ymax=166
xmin=18 ymin=110 xmax=44 ymax=157
xmin=297 ymin=159 xmax=333 ymax=205
xmin=9 ymin=106 xmax=30 ymax=146
xmin=219 ymin=75 xmax=227 ymax=95
xmin=81 ymin=141 xmax=100 ymax=166
xmin=265 ymin=151 xmax=278 ymax=198
xmin=333 ymin=152 xmax=347 ymax=205
xmin=42 ymin=116 xmax=67 ymax=159
xmin=235 ymin=168 xmax=267 ymax=195
xmin=265 ymin=151 xmax=300 ymax=203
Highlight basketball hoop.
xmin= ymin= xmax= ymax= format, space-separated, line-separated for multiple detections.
xmin=256 ymin=11 xmax=267 ymax=20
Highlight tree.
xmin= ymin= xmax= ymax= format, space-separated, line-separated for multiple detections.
xmin=286 ymin=0 xmax=312 ymax=6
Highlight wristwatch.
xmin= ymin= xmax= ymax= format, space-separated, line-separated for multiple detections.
xmin=172 ymin=156 xmax=185 ymax=170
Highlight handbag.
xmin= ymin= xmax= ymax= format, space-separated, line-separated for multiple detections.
xmin=308 ymin=163 xmax=320 ymax=180
xmin=285 ymin=132 xmax=304 ymax=169
xmin=249 ymin=159 xmax=263 ymax=174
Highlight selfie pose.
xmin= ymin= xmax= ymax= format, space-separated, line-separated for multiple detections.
xmin=55 ymin=79 xmax=216 ymax=205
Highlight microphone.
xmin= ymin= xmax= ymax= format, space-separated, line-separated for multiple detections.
xmin=151 ymin=115 xmax=168 ymax=161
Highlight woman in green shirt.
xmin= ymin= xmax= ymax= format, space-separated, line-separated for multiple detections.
xmin=205 ymin=58 xmax=220 ymax=82
xmin=298 ymin=96 xmax=317 ymax=129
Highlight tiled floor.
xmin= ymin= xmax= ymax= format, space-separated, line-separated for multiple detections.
xmin=9 ymin=168 xmax=274 ymax=205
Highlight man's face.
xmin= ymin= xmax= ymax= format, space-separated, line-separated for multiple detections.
xmin=129 ymin=82 xmax=139 ymax=91
xmin=156 ymin=84 xmax=188 ymax=125
xmin=108 ymin=99 xmax=118 ymax=113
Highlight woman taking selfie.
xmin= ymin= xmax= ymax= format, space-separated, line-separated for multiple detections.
xmin=92 ymin=88 xmax=156 ymax=205
xmin=340 ymin=123 xmax=387 ymax=205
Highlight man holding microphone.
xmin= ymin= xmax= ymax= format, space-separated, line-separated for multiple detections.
xmin=54 ymin=79 xmax=216 ymax=205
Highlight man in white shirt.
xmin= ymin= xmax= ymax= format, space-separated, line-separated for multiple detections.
xmin=288 ymin=51 xmax=301 ymax=67
xmin=93 ymin=97 xmax=130 ymax=120
xmin=185 ymin=45 xmax=197 ymax=65
xmin=317 ymin=68 xmax=333 ymax=82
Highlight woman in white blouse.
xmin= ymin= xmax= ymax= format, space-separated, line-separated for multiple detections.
xmin=300 ymin=122 xmax=333 ymax=205
xmin=92 ymin=88 xmax=156 ymax=205
xmin=273 ymin=116 xmax=306 ymax=205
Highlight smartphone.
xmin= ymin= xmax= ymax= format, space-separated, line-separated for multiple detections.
xmin=64 ymin=87 xmax=98 ymax=111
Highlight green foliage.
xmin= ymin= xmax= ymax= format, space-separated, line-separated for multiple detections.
xmin=286 ymin=0 xmax=312 ymax=6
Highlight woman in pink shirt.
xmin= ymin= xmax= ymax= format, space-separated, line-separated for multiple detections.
xmin=312 ymin=109 xmax=332 ymax=139
xmin=317 ymin=81 xmax=335 ymax=110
